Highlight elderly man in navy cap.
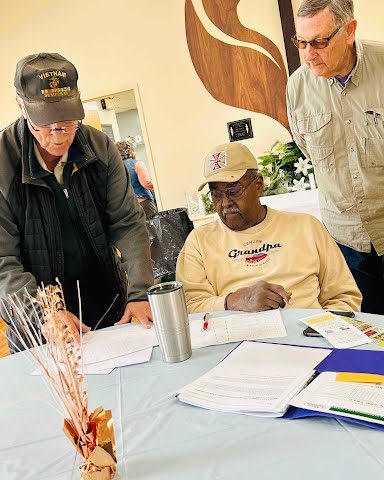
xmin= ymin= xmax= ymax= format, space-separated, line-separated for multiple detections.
xmin=0 ymin=52 xmax=153 ymax=351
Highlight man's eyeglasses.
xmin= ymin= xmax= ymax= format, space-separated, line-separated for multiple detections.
xmin=27 ymin=118 xmax=81 ymax=134
xmin=22 ymin=105 xmax=81 ymax=134
xmin=208 ymin=176 xmax=257 ymax=202
xmin=291 ymin=25 xmax=342 ymax=50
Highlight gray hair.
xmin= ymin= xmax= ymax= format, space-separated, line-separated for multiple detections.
xmin=115 ymin=137 xmax=137 ymax=158
xmin=297 ymin=0 xmax=354 ymax=26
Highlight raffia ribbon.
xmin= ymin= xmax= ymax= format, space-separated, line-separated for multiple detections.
xmin=80 ymin=445 xmax=116 ymax=479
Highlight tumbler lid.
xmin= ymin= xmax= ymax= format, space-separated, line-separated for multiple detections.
xmin=147 ymin=281 xmax=183 ymax=295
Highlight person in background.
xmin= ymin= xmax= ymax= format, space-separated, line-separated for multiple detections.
xmin=176 ymin=142 xmax=361 ymax=314
xmin=0 ymin=52 xmax=153 ymax=351
xmin=116 ymin=139 xmax=158 ymax=220
xmin=286 ymin=0 xmax=384 ymax=314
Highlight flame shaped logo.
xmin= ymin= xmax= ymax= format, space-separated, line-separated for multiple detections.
xmin=185 ymin=0 xmax=289 ymax=128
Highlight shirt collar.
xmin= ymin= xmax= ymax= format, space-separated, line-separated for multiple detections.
xmin=328 ymin=40 xmax=363 ymax=87
xmin=33 ymin=142 xmax=68 ymax=175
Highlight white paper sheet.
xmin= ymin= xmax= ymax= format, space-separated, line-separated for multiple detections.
xmin=32 ymin=347 xmax=153 ymax=375
xmin=82 ymin=324 xmax=158 ymax=365
xmin=300 ymin=312 xmax=372 ymax=348
xmin=31 ymin=324 xmax=157 ymax=376
xmin=83 ymin=347 xmax=153 ymax=374
xmin=189 ymin=310 xmax=287 ymax=349
xmin=290 ymin=371 xmax=384 ymax=426
xmin=178 ymin=341 xmax=331 ymax=416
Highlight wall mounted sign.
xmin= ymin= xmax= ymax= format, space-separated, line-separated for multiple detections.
xmin=227 ymin=118 xmax=253 ymax=142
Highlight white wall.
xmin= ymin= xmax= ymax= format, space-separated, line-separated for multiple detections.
xmin=0 ymin=0 xmax=292 ymax=210
xmin=291 ymin=0 xmax=384 ymax=41
xmin=0 ymin=0 xmax=382 ymax=210
xmin=116 ymin=109 xmax=149 ymax=169
xmin=98 ymin=110 xmax=121 ymax=142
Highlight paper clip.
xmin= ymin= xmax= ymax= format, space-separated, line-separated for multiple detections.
xmin=203 ymin=313 xmax=209 ymax=331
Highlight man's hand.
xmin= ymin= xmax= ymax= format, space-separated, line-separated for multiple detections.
xmin=226 ymin=281 xmax=292 ymax=312
xmin=115 ymin=301 xmax=152 ymax=328
xmin=43 ymin=310 xmax=91 ymax=345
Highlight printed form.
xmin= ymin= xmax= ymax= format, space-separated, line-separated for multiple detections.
xmin=178 ymin=342 xmax=330 ymax=416
xmin=189 ymin=310 xmax=287 ymax=349
xmin=291 ymin=371 xmax=384 ymax=426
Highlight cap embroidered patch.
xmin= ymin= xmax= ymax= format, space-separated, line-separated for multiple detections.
xmin=209 ymin=151 xmax=227 ymax=171
xmin=39 ymin=70 xmax=71 ymax=98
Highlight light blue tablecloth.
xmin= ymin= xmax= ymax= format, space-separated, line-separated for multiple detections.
xmin=1 ymin=309 xmax=384 ymax=479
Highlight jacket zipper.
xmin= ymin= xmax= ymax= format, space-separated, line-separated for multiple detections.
xmin=40 ymin=183 xmax=64 ymax=280
xmin=69 ymin=170 xmax=105 ymax=266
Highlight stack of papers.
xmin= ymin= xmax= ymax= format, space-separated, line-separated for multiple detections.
xmin=80 ymin=325 xmax=158 ymax=373
xmin=189 ymin=310 xmax=287 ymax=349
xmin=32 ymin=324 xmax=158 ymax=375
xmin=32 ymin=311 xmax=287 ymax=375
xmin=178 ymin=342 xmax=331 ymax=416
xmin=290 ymin=372 xmax=384 ymax=427
xmin=179 ymin=341 xmax=384 ymax=429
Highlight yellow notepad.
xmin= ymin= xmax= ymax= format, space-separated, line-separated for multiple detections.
xmin=336 ymin=372 xmax=384 ymax=383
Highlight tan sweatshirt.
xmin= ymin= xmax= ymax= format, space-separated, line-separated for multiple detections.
xmin=176 ymin=208 xmax=362 ymax=313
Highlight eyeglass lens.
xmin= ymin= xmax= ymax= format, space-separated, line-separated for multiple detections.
xmin=291 ymin=25 xmax=341 ymax=50
xmin=29 ymin=120 xmax=80 ymax=133
xmin=210 ymin=184 xmax=243 ymax=201
xmin=292 ymin=38 xmax=330 ymax=49
xmin=209 ymin=177 xmax=256 ymax=201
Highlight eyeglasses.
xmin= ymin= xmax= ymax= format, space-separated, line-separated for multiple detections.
xmin=27 ymin=118 xmax=81 ymax=134
xmin=22 ymin=105 xmax=81 ymax=134
xmin=291 ymin=25 xmax=342 ymax=50
xmin=208 ymin=176 xmax=257 ymax=202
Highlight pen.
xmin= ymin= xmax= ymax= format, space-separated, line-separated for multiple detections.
xmin=203 ymin=313 xmax=209 ymax=331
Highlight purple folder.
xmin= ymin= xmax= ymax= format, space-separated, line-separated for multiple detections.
xmin=284 ymin=348 xmax=384 ymax=431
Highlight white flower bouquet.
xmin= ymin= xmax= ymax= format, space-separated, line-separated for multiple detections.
xmin=257 ymin=141 xmax=315 ymax=196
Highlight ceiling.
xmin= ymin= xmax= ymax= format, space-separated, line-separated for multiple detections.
xmin=83 ymin=89 xmax=137 ymax=113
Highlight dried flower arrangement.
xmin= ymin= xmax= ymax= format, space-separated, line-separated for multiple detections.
xmin=2 ymin=283 xmax=116 ymax=480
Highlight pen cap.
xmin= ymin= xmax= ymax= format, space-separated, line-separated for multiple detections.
xmin=147 ymin=281 xmax=192 ymax=363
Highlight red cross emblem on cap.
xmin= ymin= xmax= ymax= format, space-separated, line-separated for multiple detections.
xmin=209 ymin=151 xmax=226 ymax=171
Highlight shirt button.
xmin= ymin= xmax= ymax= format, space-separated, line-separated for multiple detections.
xmin=358 ymin=199 xmax=363 ymax=204
xmin=345 ymin=119 xmax=351 ymax=125
xmin=353 ymin=174 xmax=358 ymax=179
xmin=350 ymin=146 xmax=355 ymax=152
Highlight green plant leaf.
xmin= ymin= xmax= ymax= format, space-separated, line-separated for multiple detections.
xmin=201 ymin=193 xmax=216 ymax=215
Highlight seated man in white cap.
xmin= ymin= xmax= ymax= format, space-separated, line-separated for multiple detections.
xmin=176 ymin=142 xmax=361 ymax=313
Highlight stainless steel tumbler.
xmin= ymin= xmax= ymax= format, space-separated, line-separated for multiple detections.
xmin=147 ymin=281 xmax=192 ymax=363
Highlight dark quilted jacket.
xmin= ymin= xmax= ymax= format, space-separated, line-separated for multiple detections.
xmin=0 ymin=118 xmax=153 ymax=347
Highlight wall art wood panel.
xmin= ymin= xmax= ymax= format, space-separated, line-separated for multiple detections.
xmin=185 ymin=0 xmax=290 ymax=128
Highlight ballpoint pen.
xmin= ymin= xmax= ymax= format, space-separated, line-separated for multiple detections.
xmin=203 ymin=312 xmax=210 ymax=331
